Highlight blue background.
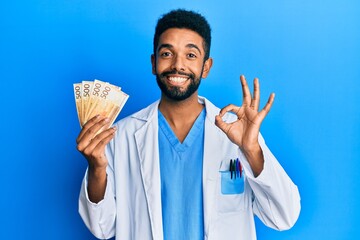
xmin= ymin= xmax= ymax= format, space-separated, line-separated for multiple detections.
xmin=1 ymin=0 xmax=359 ymax=239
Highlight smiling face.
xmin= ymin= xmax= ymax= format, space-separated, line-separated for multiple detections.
xmin=151 ymin=28 xmax=213 ymax=101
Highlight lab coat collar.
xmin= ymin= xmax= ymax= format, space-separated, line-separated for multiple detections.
xmin=132 ymin=100 xmax=160 ymax=122
xmin=131 ymin=96 xmax=222 ymax=122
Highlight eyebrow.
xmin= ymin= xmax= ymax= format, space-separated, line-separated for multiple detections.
xmin=157 ymin=43 xmax=173 ymax=52
xmin=186 ymin=43 xmax=202 ymax=55
xmin=157 ymin=43 xmax=202 ymax=55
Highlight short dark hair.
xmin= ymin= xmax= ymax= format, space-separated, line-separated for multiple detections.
xmin=153 ymin=9 xmax=212 ymax=60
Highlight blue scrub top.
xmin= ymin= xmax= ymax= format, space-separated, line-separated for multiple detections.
xmin=158 ymin=108 xmax=206 ymax=240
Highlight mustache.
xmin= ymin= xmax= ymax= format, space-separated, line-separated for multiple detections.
xmin=160 ymin=70 xmax=195 ymax=79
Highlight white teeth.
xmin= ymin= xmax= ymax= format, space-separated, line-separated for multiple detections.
xmin=169 ymin=77 xmax=187 ymax=83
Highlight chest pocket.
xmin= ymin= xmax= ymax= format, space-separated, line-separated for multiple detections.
xmin=217 ymin=168 xmax=246 ymax=213
xmin=220 ymin=170 xmax=244 ymax=194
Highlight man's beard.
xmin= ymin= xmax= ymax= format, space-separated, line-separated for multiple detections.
xmin=155 ymin=69 xmax=202 ymax=101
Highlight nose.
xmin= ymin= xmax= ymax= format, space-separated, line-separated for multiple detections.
xmin=171 ymin=55 xmax=185 ymax=72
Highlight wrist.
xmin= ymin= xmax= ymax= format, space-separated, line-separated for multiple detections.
xmin=241 ymin=142 xmax=261 ymax=156
xmin=88 ymin=165 xmax=107 ymax=180
xmin=87 ymin=166 xmax=107 ymax=203
xmin=241 ymin=143 xmax=264 ymax=177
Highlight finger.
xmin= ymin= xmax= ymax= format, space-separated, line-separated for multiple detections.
xmin=77 ymin=115 xmax=103 ymax=143
xmin=215 ymin=115 xmax=232 ymax=134
xmin=81 ymin=126 xmax=117 ymax=156
xmin=77 ymin=117 xmax=111 ymax=151
xmin=91 ymin=129 xmax=117 ymax=159
xmin=250 ymin=78 xmax=260 ymax=111
xmin=218 ymin=104 xmax=241 ymax=117
xmin=257 ymin=93 xmax=275 ymax=122
xmin=240 ymin=75 xmax=252 ymax=107
xmin=77 ymin=116 xmax=109 ymax=146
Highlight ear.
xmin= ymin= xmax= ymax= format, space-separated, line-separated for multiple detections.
xmin=201 ymin=57 xmax=213 ymax=79
xmin=151 ymin=54 xmax=156 ymax=75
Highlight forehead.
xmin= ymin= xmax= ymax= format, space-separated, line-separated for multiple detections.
xmin=158 ymin=28 xmax=204 ymax=50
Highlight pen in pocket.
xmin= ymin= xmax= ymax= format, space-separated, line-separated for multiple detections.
xmin=229 ymin=158 xmax=242 ymax=179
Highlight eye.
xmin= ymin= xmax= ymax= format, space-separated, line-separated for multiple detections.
xmin=187 ymin=53 xmax=197 ymax=59
xmin=160 ymin=51 xmax=172 ymax=58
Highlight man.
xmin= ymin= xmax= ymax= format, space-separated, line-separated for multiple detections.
xmin=77 ymin=9 xmax=300 ymax=240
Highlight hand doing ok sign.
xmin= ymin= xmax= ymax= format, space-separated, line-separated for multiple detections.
xmin=215 ymin=75 xmax=275 ymax=175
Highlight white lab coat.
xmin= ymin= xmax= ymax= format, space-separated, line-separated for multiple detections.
xmin=79 ymin=96 xmax=301 ymax=240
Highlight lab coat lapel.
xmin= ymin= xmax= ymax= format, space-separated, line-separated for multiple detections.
xmin=134 ymin=102 xmax=163 ymax=240
xmin=202 ymin=98 xmax=223 ymax=237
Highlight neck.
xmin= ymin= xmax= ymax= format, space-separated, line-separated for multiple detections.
xmin=159 ymin=93 xmax=203 ymax=122
xmin=159 ymin=93 xmax=204 ymax=142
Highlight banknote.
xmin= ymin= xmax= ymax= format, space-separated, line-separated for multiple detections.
xmin=73 ymin=83 xmax=82 ymax=126
xmin=73 ymin=80 xmax=129 ymax=130
xmin=81 ymin=81 xmax=93 ymax=126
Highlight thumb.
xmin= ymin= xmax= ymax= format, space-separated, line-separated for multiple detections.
xmin=215 ymin=115 xmax=230 ymax=134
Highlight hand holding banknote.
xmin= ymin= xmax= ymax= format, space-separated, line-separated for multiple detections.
xmin=74 ymin=79 xmax=129 ymax=203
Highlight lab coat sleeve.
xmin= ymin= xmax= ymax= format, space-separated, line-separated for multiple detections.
xmin=240 ymin=134 xmax=301 ymax=230
xmin=78 ymin=144 xmax=116 ymax=239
